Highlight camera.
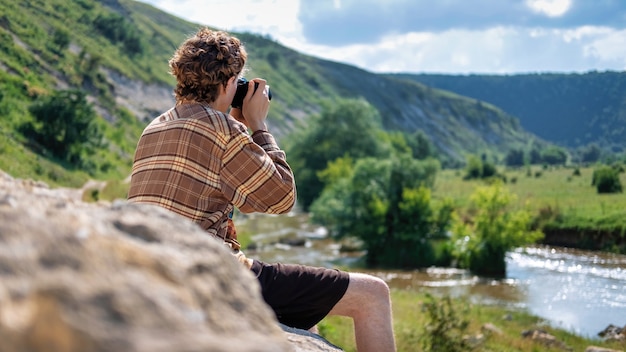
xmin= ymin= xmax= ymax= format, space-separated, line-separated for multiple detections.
xmin=231 ymin=77 xmax=272 ymax=109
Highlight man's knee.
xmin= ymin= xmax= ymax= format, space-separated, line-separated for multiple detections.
xmin=349 ymin=273 xmax=391 ymax=302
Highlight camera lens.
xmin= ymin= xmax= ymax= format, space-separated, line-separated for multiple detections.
xmin=231 ymin=78 xmax=272 ymax=109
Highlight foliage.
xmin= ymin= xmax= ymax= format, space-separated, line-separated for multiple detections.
xmin=451 ymin=182 xmax=544 ymax=276
xmin=504 ymin=148 xmax=526 ymax=167
xmin=407 ymin=71 xmax=626 ymax=152
xmin=50 ymin=28 xmax=71 ymax=54
xmin=421 ymin=294 xmax=471 ymax=352
xmin=540 ymin=146 xmax=568 ymax=165
xmin=24 ymin=89 xmax=103 ymax=169
xmin=577 ymin=143 xmax=603 ymax=163
xmin=311 ymin=154 xmax=449 ymax=267
xmin=319 ymin=289 xmax=624 ymax=352
xmin=93 ymin=11 xmax=145 ymax=56
xmin=592 ymin=165 xmax=623 ymax=194
xmin=407 ymin=130 xmax=437 ymax=160
xmin=463 ymin=154 xmax=498 ymax=180
xmin=286 ymin=98 xmax=390 ymax=210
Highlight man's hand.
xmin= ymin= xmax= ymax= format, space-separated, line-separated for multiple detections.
xmin=232 ymin=250 xmax=253 ymax=269
xmin=230 ymin=107 xmax=247 ymax=126
xmin=241 ymin=78 xmax=270 ymax=132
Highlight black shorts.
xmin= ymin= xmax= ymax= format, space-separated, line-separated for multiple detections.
xmin=250 ymin=259 xmax=350 ymax=330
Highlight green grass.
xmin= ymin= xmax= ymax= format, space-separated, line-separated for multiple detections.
xmin=318 ymin=289 xmax=626 ymax=352
xmin=434 ymin=166 xmax=626 ymax=235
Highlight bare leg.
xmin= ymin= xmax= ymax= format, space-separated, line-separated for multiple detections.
xmin=328 ymin=272 xmax=396 ymax=352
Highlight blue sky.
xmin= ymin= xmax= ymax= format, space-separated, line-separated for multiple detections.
xmin=138 ymin=0 xmax=626 ymax=74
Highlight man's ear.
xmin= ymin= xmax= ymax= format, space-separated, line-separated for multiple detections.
xmin=226 ymin=76 xmax=238 ymax=91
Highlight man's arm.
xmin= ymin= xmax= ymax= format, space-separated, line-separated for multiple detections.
xmin=220 ymin=128 xmax=296 ymax=214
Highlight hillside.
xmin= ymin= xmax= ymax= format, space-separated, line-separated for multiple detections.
xmin=0 ymin=0 xmax=545 ymax=187
xmin=399 ymin=71 xmax=626 ymax=153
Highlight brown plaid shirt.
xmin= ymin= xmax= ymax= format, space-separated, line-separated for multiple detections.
xmin=128 ymin=102 xmax=296 ymax=250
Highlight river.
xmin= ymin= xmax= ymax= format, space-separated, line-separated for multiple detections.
xmin=237 ymin=212 xmax=626 ymax=338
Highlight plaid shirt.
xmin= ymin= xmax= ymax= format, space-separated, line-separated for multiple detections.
xmin=128 ymin=102 xmax=296 ymax=250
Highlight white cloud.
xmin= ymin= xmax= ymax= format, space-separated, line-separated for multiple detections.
xmin=526 ymin=0 xmax=572 ymax=17
xmin=146 ymin=0 xmax=301 ymax=38
xmin=583 ymin=29 xmax=626 ymax=67
xmin=138 ymin=0 xmax=626 ymax=74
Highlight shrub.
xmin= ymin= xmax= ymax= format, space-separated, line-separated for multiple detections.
xmin=451 ymin=182 xmax=543 ymax=276
xmin=421 ymin=294 xmax=470 ymax=352
xmin=24 ymin=89 xmax=102 ymax=168
xmin=592 ymin=166 xmax=623 ymax=194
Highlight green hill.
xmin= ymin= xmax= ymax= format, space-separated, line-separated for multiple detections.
xmin=0 ymin=0 xmax=546 ymax=187
xmin=400 ymin=71 xmax=626 ymax=153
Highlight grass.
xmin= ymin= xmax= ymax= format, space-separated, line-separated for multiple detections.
xmin=434 ymin=166 xmax=626 ymax=214
xmin=317 ymin=289 xmax=626 ymax=352
xmin=433 ymin=166 xmax=626 ymax=238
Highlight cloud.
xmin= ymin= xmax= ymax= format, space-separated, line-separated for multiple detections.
xmin=526 ymin=0 xmax=572 ymax=17
xmin=298 ymin=26 xmax=626 ymax=74
xmin=137 ymin=0 xmax=626 ymax=74
xmin=144 ymin=0 xmax=301 ymax=36
xmin=297 ymin=0 xmax=626 ymax=46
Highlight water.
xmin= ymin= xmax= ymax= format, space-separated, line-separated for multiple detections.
xmin=507 ymin=246 xmax=626 ymax=337
xmin=237 ymin=212 xmax=626 ymax=338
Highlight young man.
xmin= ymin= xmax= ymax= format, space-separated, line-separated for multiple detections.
xmin=128 ymin=27 xmax=396 ymax=352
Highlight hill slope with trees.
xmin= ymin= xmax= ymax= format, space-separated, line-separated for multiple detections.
xmin=400 ymin=71 xmax=626 ymax=155
xmin=0 ymin=0 xmax=549 ymax=187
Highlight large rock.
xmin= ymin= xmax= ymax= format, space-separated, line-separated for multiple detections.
xmin=0 ymin=172 xmax=341 ymax=352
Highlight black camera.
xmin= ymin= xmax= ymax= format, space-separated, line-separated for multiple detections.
xmin=231 ymin=78 xmax=272 ymax=109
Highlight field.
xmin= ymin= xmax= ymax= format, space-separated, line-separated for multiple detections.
xmin=433 ymin=166 xmax=626 ymax=239
xmin=318 ymin=289 xmax=626 ymax=352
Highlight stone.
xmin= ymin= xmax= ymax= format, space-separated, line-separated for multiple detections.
xmin=0 ymin=171 xmax=342 ymax=352
xmin=598 ymin=324 xmax=626 ymax=342
xmin=585 ymin=347 xmax=623 ymax=352
xmin=521 ymin=329 xmax=572 ymax=351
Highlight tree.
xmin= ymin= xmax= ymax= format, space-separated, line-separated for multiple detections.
xmin=286 ymin=98 xmax=389 ymax=210
xmin=540 ymin=146 xmax=568 ymax=165
xmin=51 ymin=28 xmax=70 ymax=54
xmin=579 ymin=143 xmax=602 ymax=163
xmin=407 ymin=130 xmax=436 ymax=160
xmin=310 ymin=154 xmax=449 ymax=268
xmin=504 ymin=148 xmax=525 ymax=167
xmin=592 ymin=165 xmax=623 ymax=194
xmin=26 ymin=89 xmax=102 ymax=166
xmin=463 ymin=154 xmax=497 ymax=180
xmin=451 ymin=182 xmax=543 ymax=276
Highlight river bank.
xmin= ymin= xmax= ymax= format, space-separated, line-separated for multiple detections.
xmin=236 ymin=211 xmax=626 ymax=350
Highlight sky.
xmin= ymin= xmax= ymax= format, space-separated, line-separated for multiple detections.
xmin=137 ymin=0 xmax=626 ymax=75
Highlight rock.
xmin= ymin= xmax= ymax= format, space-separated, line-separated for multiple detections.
xmin=280 ymin=324 xmax=342 ymax=352
xmin=462 ymin=333 xmax=485 ymax=348
xmin=598 ymin=324 xmax=626 ymax=342
xmin=585 ymin=346 xmax=624 ymax=352
xmin=481 ymin=322 xmax=503 ymax=335
xmin=521 ymin=329 xmax=572 ymax=351
xmin=0 ymin=171 xmax=341 ymax=352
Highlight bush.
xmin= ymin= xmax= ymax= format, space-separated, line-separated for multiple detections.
xmin=24 ymin=89 xmax=102 ymax=168
xmin=451 ymin=182 xmax=543 ymax=276
xmin=310 ymin=155 xmax=448 ymax=268
xmin=421 ymin=294 xmax=470 ymax=352
xmin=592 ymin=166 xmax=623 ymax=194
xmin=463 ymin=154 xmax=498 ymax=180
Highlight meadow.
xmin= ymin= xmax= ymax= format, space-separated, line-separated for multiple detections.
xmin=318 ymin=289 xmax=626 ymax=352
xmin=433 ymin=165 xmax=626 ymax=241
xmin=258 ymin=165 xmax=626 ymax=351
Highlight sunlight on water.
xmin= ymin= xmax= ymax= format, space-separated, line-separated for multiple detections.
xmin=506 ymin=246 xmax=626 ymax=337
xmin=240 ymin=213 xmax=626 ymax=338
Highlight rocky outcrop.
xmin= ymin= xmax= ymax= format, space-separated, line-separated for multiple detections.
xmin=0 ymin=171 xmax=341 ymax=352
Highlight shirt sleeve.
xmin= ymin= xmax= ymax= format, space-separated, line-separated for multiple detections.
xmin=220 ymin=128 xmax=297 ymax=214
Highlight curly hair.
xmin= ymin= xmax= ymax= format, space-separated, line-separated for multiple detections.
xmin=169 ymin=28 xmax=247 ymax=104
